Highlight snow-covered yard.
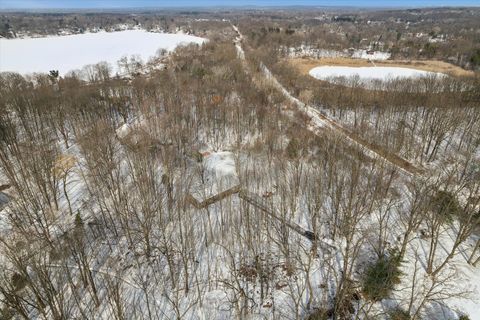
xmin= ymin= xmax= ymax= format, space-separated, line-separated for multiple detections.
xmin=0 ymin=30 xmax=206 ymax=75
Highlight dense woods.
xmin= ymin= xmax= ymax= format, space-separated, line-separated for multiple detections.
xmin=0 ymin=7 xmax=480 ymax=320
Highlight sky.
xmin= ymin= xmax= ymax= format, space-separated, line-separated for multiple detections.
xmin=1 ymin=0 xmax=479 ymax=9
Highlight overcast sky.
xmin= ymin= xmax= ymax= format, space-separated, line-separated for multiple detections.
xmin=1 ymin=0 xmax=479 ymax=9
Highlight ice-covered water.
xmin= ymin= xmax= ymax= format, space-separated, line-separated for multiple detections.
xmin=0 ymin=30 xmax=206 ymax=75
xmin=309 ymin=65 xmax=442 ymax=83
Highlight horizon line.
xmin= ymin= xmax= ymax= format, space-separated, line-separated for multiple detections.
xmin=1 ymin=4 xmax=479 ymax=11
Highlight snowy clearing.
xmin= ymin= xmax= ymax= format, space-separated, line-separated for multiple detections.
xmin=309 ymin=66 xmax=443 ymax=83
xmin=0 ymin=30 xmax=206 ymax=75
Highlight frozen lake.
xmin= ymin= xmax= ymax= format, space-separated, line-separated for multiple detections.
xmin=0 ymin=30 xmax=206 ymax=75
xmin=309 ymin=65 xmax=442 ymax=84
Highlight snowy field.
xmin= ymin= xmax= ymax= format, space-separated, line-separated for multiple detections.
xmin=309 ymin=66 xmax=442 ymax=83
xmin=0 ymin=30 xmax=206 ymax=75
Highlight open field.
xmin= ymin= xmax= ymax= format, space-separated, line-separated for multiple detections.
xmin=289 ymin=57 xmax=475 ymax=78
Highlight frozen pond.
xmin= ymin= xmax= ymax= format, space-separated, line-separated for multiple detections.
xmin=0 ymin=30 xmax=206 ymax=75
xmin=309 ymin=65 xmax=443 ymax=84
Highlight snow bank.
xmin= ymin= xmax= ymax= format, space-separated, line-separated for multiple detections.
xmin=309 ymin=66 xmax=442 ymax=83
xmin=0 ymin=30 xmax=206 ymax=75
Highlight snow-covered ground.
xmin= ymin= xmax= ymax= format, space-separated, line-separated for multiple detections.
xmin=283 ymin=45 xmax=391 ymax=61
xmin=351 ymin=49 xmax=391 ymax=60
xmin=204 ymin=151 xmax=237 ymax=183
xmin=0 ymin=30 xmax=206 ymax=75
xmin=309 ymin=66 xmax=441 ymax=83
xmin=284 ymin=45 xmax=349 ymax=59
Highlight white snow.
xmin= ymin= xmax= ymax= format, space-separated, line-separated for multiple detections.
xmin=391 ymin=227 xmax=480 ymax=320
xmin=351 ymin=49 xmax=391 ymax=60
xmin=0 ymin=30 xmax=206 ymax=76
xmin=284 ymin=45 xmax=349 ymax=59
xmin=204 ymin=151 xmax=237 ymax=182
xmin=283 ymin=45 xmax=391 ymax=61
xmin=309 ymin=66 xmax=441 ymax=83
xmin=188 ymin=150 xmax=239 ymax=204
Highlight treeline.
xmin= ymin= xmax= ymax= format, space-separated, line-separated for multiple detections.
xmin=0 ymin=12 xmax=235 ymax=40
xmin=236 ymin=7 xmax=480 ymax=70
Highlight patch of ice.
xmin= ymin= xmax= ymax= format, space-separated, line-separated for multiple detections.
xmin=309 ymin=66 xmax=443 ymax=83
